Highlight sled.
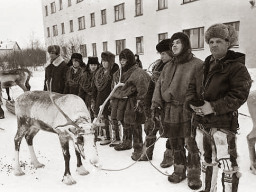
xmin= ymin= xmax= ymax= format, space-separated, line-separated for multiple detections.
xmin=6 ymin=100 xmax=15 ymax=115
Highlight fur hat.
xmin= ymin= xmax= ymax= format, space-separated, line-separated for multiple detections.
xmin=170 ymin=32 xmax=191 ymax=55
xmin=87 ymin=57 xmax=100 ymax=65
xmin=47 ymin=45 xmax=60 ymax=55
xmin=67 ymin=53 xmax=85 ymax=67
xmin=119 ymin=49 xmax=135 ymax=72
xmin=101 ymin=51 xmax=115 ymax=66
xmin=156 ymin=39 xmax=171 ymax=53
xmin=205 ymin=23 xmax=238 ymax=47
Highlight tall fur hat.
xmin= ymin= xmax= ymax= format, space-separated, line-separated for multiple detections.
xmin=101 ymin=51 xmax=115 ymax=66
xmin=205 ymin=23 xmax=238 ymax=47
xmin=87 ymin=57 xmax=100 ymax=65
xmin=47 ymin=45 xmax=60 ymax=55
xmin=156 ymin=39 xmax=171 ymax=53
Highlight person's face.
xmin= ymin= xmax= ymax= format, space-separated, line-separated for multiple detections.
xmin=72 ymin=59 xmax=80 ymax=68
xmin=102 ymin=60 xmax=109 ymax=69
xmin=49 ymin=52 xmax=58 ymax=60
xmin=171 ymin=39 xmax=183 ymax=56
xmin=120 ymin=58 xmax=128 ymax=68
xmin=89 ymin=64 xmax=98 ymax=72
xmin=209 ymin=38 xmax=230 ymax=59
xmin=160 ymin=52 xmax=172 ymax=64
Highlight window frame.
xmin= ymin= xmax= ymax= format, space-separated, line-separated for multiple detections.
xmin=69 ymin=20 xmax=74 ymax=32
xmin=47 ymin=27 xmax=50 ymax=37
xmin=103 ymin=41 xmax=108 ymax=52
xmin=80 ymin=44 xmax=87 ymax=57
xmin=61 ymin=22 xmax=65 ymax=34
xmin=136 ymin=36 xmax=144 ymax=54
xmin=45 ymin=6 xmax=48 ymax=16
xmin=68 ymin=0 xmax=72 ymax=7
xmin=101 ymin=9 xmax=107 ymax=25
xmin=158 ymin=32 xmax=168 ymax=42
xmin=135 ymin=0 xmax=143 ymax=16
xmin=78 ymin=16 xmax=86 ymax=30
xmin=92 ymin=43 xmax=97 ymax=56
xmin=90 ymin=13 xmax=95 ymax=27
xmin=223 ymin=21 xmax=240 ymax=47
xmin=59 ymin=0 xmax=63 ymax=10
xmin=183 ymin=27 xmax=204 ymax=49
xmin=116 ymin=39 xmax=126 ymax=55
xmin=50 ymin=2 xmax=56 ymax=14
xmin=77 ymin=0 xmax=83 ymax=3
xmin=114 ymin=3 xmax=125 ymax=22
xmin=157 ymin=0 xmax=168 ymax=10
xmin=53 ymin=25 xmax=58 ymax=36
xmin=182 ymin=0 xmax=199 ymax=4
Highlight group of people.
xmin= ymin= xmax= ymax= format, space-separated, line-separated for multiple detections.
xmin=1 ymin=22 xmax=251 ymax=192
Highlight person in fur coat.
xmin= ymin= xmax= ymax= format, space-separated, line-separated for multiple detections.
xmin=110 ymin=48 xmax=151 ymax=161
xmin=152 ymin=32 xmax=203 ymax=189
xmin=94 ymin=51 xmax=119 ymax=145
xmin=64 ymin=53 xmax=85 ymax=95
xmin=44 ymin=45 xmax=68 ymax=94
xmin=187 ymin=23 xmax=252 ymax=192
xmin=140 ymin=39 xmax=174 ymax=169
xmin=78 ymin=57 xmax=100 ymax=120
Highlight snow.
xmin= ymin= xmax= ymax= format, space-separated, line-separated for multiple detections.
xmin=0 ymin=69 xmax=256 ymax=192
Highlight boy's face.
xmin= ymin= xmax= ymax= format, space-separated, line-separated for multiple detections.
xmin=89 ymin=64 xmax=98 ymax=72
xmin=102 ymin=60 xmax=109 ymax=69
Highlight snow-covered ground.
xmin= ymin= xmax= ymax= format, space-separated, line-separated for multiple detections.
xmin=0 ymin=69 xmax=256 ymax=192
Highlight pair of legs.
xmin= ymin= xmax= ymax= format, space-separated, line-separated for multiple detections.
xmin=197 ymin=128 xmax=240 ymax=192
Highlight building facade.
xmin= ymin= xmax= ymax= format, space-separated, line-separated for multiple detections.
xmin=41 ymin=0 xmax=256 ymax=68
xmin=0 ymin=41 xmax=21 ymax=57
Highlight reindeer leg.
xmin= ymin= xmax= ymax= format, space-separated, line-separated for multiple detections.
xmin=247 ymin=132 xmax=256 ymax=174
xmin=25 ymin=128 xmax=45 ymax=168
xmin=59 ymin=137 xmax=76 ymax=185
xmin=75 ymin=150 xmax=89 ymax=175
xmin=14 ymin=125 xmax=27 ymax=176
xmin=6 ymin=88 xmax=11 ymax=101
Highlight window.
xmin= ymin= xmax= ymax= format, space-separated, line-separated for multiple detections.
xmin=61 ymin=23 xmax=65 ymax=34
xmin=77 ymin=0 xmax=83 ymax=3
xmin=68 ymin=0 xmax=72 ymax=7
xmin=53 ymin=25 xmax=58 ymax=36
xmin=158 ymin=0 xmax=167 ymax=10
xmin=135 ymin=0 xmax=143 ymax=16
xmin=59 ymin=0 xmax=63 ymax=10
xmin=158 ymin=33 xmax=168 ymax=42
xmin=116 ymin=39 xmax=126 ymax=55
xmin=50 ymin=2 xmax=56 ymax=13
xmin=71 ymin=46 xmax=75 ymax=54
xmin=183 ymin=0 xmax=197 ymax=4
xmin=78 ymin=16 xmax=85 ymax=30
xmin=47 ymin=27 xmax=50 ymax=37
xmin=183 ymin=27 xmax=204 ymax=49
xmin=101 ymin=9 xmax=107 ymax=25
xmin=69 ymin=20 xmax=73 ymax=32
xmin=114 ymin=3 xmax=125 ymax=21
xmin=136 ymin=36 xmax=144 ymax=54
xmin=91 ymin=13 xmax=95 ymax=27
xmin=92 ymin=43 xmax=97 ymax=56
xmin=224 ymin=21 xmax=240 ymax=46
xmin=62 ymin=46 xmax=67 ymax=55
xmin=45 ymin=6 xmax=48 ymax=16
xmin=80 ymin=44 xmax=87 ymax=57
xmin=103 ymin=42 xmax=108 ymax=52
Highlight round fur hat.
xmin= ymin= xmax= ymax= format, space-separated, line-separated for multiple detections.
xmin=47 ymin=45 xmax=60 ymax=55
xmin=205 ymin=23 xmax=238 ymax=47
xmin=101 ymin=51 xmax=115 ymax=66
xmin=156 ymin=39 xmax=171 ymax=53
xmin=87 ymin=56 xmax=100 ymax=65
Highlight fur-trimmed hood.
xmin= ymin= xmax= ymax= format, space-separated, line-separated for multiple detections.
xmin=119 ymin=49 xmax=135 ymax=73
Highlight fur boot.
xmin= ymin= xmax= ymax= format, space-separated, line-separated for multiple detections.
xmin=139 ymin=136 xmax=156 ymax=161
xmin=160 ymin=149 xmax=174 ymax=168
xmin=168 ymin=164 xmax=186 ymax=183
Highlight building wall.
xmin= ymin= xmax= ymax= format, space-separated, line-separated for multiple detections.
xmin=41 ymin=0 xmax=256 ymax=68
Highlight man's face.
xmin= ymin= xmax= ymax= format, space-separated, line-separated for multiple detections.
xmin=171 ymin=39 xmax=183 ymax=56
xmin=160 ymin=52 xmax=172 ymax=64
xmin=49 ymin=52 xmax=58 ymax=60
xmin=209 ymin=38 xmax=230 ymax=59
xmin=120 ymin=58 xmax=128 ymax=68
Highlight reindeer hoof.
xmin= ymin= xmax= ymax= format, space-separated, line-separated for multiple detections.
xmin=14 ymin=169 xmax=25 ymax=176
xmin=32 ymin=162 xmax=45 ymax=169
xmin=62 ymin=175 xmax=76 ymax=185
xmin=76 ymin=166 xmax=89 ymax=175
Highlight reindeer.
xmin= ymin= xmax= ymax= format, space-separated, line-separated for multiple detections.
xmin=247 ymin=90 xmax=256 ymax=175
xmin=0 ymin=68 xmax=32 ymax=100
xmin=13 ymin=91 xmax=99 ymax=185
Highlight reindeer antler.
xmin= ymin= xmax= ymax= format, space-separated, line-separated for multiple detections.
xmin=47 ymin=79 xmax=81 ymax=131
xmin=93 ymin=62 xmax=124 ymax=126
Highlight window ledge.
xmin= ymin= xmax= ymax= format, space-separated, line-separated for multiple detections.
xmin=156 ymin=7 xmax=168 ymax=11
xmin=135 ymin=14 xmax=143 ymax=17
xmin=192 ymin=48 xmax=204 ymax=51
xmin=78 ymin=28 xmax=85 ymax=31
xmin=114 ymin=18 xmax=126 ymax=22
xmin=181 ymin=0 xmax=200 ymax=5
